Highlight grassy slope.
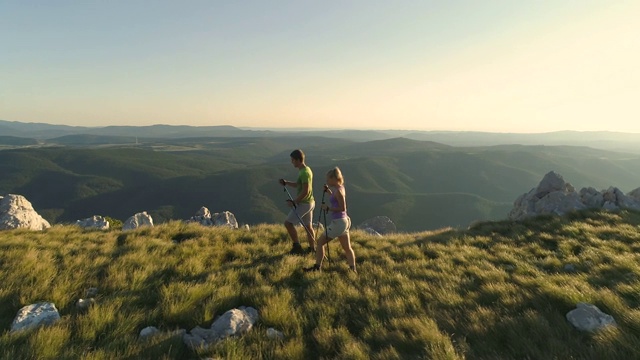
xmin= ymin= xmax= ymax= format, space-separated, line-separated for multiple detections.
xmin=1 ymin=210 xmax=639 ymax=359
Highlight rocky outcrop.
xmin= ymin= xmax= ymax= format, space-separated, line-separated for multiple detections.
xmin=75 ymin=215 xmax=110 ymax=230
xmin=187 ymin=207 xmax=238 ymax=229
xmin=628 ymin=187 xmax=640 ymax=201
xmin=601 ymin=187 xmax=640 ymax=211
xmin=0 ymin=194 xmax=51 ymax=231
xmin=123 ymin=211 xmax=154 ymax=230
xmin=358 ymin=216 xmax=396 ymax=235
xmin=509 ymin=172 xmax=640 ymax=220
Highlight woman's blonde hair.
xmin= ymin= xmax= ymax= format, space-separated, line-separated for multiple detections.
xmin=326 ymin=167 xmax=344 ymax=185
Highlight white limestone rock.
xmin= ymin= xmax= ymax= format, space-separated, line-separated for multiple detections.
xmin=76 ymin=215 xmax=110 ymax=230
xmin=579 ymin=187 xmax=604 ymax=209
xmin=183 ymin=306 xmax=258 ymax=350
xmin=140 ymin=326 xmax=160 ymax=338
xmin=566 ymin=303 xmax=616 ymax=332
xmin=627 ymin=187 xmax=640 ymax=201
xmin=509 ymin=172 xmax=585 ymax=220
xmin=0 ymin=194 xmax=51 ymax=231
xmin=123 ymin=211 xmax=154 ymax=230
xmin=212 ymin=211 xmax=238 ymax=229
xmin=188 ymin=207 xmax=239 ymax=229
xmin=11 ymin=302 xmax=60 ymax=332
xmin=76 ymin=298 xmax=96 ymax=310
xmin=358 ymin=216 xmax=396 ymax=235
xmin=266 ymin=327 xmax=284 ymax=340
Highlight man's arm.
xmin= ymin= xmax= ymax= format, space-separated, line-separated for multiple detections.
xmin=280 ymin=179 xmax=298 ymax=188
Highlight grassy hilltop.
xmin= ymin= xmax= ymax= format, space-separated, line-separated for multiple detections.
xmin=1 ymin=210 xmax=640 ymax=359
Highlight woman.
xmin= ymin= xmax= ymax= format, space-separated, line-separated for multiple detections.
xmin=303 ymin=167 xmax=356 ymax=273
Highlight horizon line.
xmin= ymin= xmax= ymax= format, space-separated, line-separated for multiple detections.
xmin=2 ymin=119 xmax=640 ymax=135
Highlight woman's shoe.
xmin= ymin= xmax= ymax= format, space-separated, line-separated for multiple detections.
xmin=303 ymin=264 xmax=321 ymax=272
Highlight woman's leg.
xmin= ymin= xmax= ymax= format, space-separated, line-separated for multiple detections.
xmin=315 ymin=234 xmax=329 ymax=267
xmin=304 ymin=234 xmax=329 ymax=272
xmin=338 ymin=232 xmax=356 ymax=269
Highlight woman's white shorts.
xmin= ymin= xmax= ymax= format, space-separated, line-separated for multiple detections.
xmin=326 ymin=216 xmax=351 ymax=239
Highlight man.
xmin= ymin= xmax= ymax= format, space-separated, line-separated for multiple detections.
xmin=279 ymin=149 xmax=316 ymax=255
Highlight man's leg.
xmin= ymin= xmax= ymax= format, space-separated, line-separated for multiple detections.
xmin=285 ymin=211 xmax=304 ymax=255
xmin=298 ymin=203 xmax=316 ymax=251
xmin=304 ymin=219 xmax=316 ymax=251
xmin=284 ymin=220 xmax=298 ymax=243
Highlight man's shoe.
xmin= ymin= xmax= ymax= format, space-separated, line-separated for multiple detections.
xmin=303 ymin=264 xmax=321 ymax=272
xmin=289 ymin=243 xmax=305 ymax=255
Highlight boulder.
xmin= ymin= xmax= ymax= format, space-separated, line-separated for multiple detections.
xmin=358 ymin=216 xmax=396 ymax=235
xmin=76 ymin=215 xmax=110 ymax=230
xmin=183 ymin=306 xmax=258 ymax=350
xmin=628 ymin=187 xmax=640 ymax=201
xmin=188 ymin=206 xmax=214 ymax=226
xmin=579 ymin=187 xmax=604 ymax=209
xmin=566 ymin=303 xmax=616 ymax=332
xmin=195 ymin=206 xmax=211 ymax=218
xmin=139 ymin=327 xmax=185 ymax=341
xmin=188 ymin=207 xmax=238 ymax=229
xmin=266 ymin=327 xmax=284 ymax=340
xmin=602 ymin=201 xmax=619 ymax=211
xmin=123 ymin=211 xmax=154 ymax=230
xmin=0 ymin=194 xmax=51 ymax=231
xmin=76 ymin=298 xmax=95 ymax=310
xmin=140 ymin=326 xmax=160 ymax=338
xmin=533 ymin=191 xmax=586 ymax=215
xmin=534 ymin=171 xmax=574 ymax=198
xmin=212 ymin=211 xmax=239 ymax=229
xmin=11 ymin=302 xmax=60 ymax=332
xmin=86 ymin=287 xmax=99 ymax=297
xmin=362 ymin=227 xmax=382 ymax=237
xmin=604 ymin=187 xmax=640 ymax=211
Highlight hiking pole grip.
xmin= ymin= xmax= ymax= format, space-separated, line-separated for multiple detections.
xmin=284 ymin=187 xmax=297 ymax=209
xmin=286 ymin=199 xmax=297 ymax=209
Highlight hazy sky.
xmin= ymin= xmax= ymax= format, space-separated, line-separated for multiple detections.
xmin=1 ymin=1 xmax=639 ymax=132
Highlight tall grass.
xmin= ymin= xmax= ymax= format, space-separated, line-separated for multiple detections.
xmin=1 ymin=210 xmax=640 ymax=359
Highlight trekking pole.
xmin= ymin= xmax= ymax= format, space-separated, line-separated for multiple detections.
xmin=281 ymin=181 xmax=314 ymax=240
xmin=323 ymin=197 xmax=330 ymax=262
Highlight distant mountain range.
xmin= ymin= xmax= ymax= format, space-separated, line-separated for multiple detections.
xmin=2 ymin=120 xmax=640 ymax=231
xmin=2 ymin=119 xmax=640 ymax=153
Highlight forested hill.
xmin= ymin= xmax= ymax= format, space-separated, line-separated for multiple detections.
xmin=2 ymin=135 xmax=640 ymax=231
